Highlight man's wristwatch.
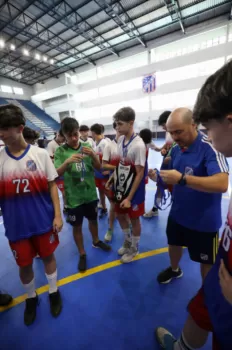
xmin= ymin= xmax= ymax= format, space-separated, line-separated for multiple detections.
xmin=178 ymin=173 xmax=187 ymax=186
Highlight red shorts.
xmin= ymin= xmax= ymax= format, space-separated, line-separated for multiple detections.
xmin=56 ymin=178 xmax=64 ymax=192
xmin=114 ymin=202 xmax=145 ymax=219
xmin=9 ymin=230 xmax=59 ymax=267
xmin=188 ymin=288 xmax=220 ymax=350
xmin=95 ymin=178 xmax=108 ymax=190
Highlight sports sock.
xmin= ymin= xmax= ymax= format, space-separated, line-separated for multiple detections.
xmin=131 ymin=235 xmax=140 ymax=250
xmin=172 ymin=268 xmax=179 ymax=272
xmin=123 ymin=228 xmax=131 ymax=242
xmin=174 ymin=333 xmax=195 ymax=350
xmin=23 ymin=278 xmax=36 ymax=299
xmin=45 ymin=270 xmax=58 ymax=294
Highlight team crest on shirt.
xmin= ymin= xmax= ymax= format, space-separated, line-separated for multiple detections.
xmin=26 ymin=160 xmax=37 ymax=171
xmin=185 ymin=166 xmax=193 ymax=175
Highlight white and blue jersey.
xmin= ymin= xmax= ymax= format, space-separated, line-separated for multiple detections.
xmin=0 ymin=145 xmax=57 ymax=242
xmin=169 ymin=132 xmax=229 ymax=232
xmin=203 ymin=195 xmax=232 ymax=348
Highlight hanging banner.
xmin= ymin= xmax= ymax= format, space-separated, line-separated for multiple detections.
xmin=142 ymin=73 xmax=156 ymax=93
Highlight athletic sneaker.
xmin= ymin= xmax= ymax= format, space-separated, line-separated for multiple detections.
xmin=118 ymin=240 xmax=132 ymax=256
xmin=78 ymin=254 xmax=87 ymax=272
xmin=0 ymin=291 xmax=12 ymax=306
xmin=157 ymin=267 xmax=183 ymax=284
xmin=49 ymin=290 xmax=62 ymax=317
xmin=104 ymin=229 xmax=113 ymax=242
xmin=121 ymin=247 xmax=138 ymax=263
xmin=99 ymin=208 xmax=108 ymax=219
xmin=92 ymin=240 xmax=111 ymax=251
xmin=24 ymin=294 xmax=39 ymax=326
xmin=143 ymin=208 xmax=159 ymax=218
xmin=155 ymin=327 xmax=176 ymax=349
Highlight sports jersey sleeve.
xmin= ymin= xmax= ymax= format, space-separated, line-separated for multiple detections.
xmin=204 ymin=145 xmax=229 ymax=176
xmin=134 ymin=142 xmax=146 ymax=167
xmin=102 ymin=143 xmax=111 ymax=162
xmin=54 ymin=147 xmax=65 ymax=169
xmin=44 ymin=151 xmax=58 ymax=182
xmin=46 ymin=141 xmax=55 ymax=158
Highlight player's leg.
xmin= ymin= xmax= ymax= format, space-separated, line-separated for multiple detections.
xmin=155 ymin=288 xmax=212 ymax=349
xmin=33 ymin=231 xmax=62 ymax=317
xmin=121 ymin=215 xmax=141 ymax=263
xmin=84 ymin=200 xmax=111 ymax=251
xmin=157 ymin=216 xmax=184 ymax=284
xmin=98 ymin=188 xmax=108 ymax=218
xmin=9 ymin=239 xmax=39 ymax=325
xmin=104 ymin=200 xmax=115 ymax=242
xmin=0 ymin=290 xmax=12 ymax=306
xmin=67 ymin=205 xmax=86 ymax=271
xmin=116 ymin=205 xmax=132 ymax=256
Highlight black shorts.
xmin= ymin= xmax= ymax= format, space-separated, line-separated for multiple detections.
xmin=67 ymin=200 xmax=98 ymax=226
xmin=166 ymin=216 xmax=219 ymax=265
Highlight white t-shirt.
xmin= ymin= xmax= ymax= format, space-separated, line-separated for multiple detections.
xmin=102 ymin=139 xmax=118 ymax=164
xmin=165 ymin=132 xmax=173 ymax=145
xmin=117 ymin=134 xmax=146 ymax=166
xmin=80 ymin=137 xmax=95 ymax=150
xmin=46 ymin=139 xmax=60 ymax=159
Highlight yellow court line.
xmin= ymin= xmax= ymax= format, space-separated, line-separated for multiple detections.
xmin=0 ymin=246 xmax=168 ymax=313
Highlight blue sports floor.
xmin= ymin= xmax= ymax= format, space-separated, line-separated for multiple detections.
xmin=0 ymin=140 xmax=231 ymax=350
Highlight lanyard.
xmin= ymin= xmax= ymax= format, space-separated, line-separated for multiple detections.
xmin=154 ymin=168 xmax=172 ymax=210
xmin=122 ymin=133 xmax=137 ymax=158
xmin=79 ymin=145 xmax=85 ymax=182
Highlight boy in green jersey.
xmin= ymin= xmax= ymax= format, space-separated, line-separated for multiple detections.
xmin=54 ymin=118 xmax=111 ymax=272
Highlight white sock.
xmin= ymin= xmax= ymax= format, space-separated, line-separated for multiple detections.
xmin=174 ymin=333 xmax=195 ymax=350
xmin=123 ymin=228 xmax=131 ymax=242
xmin=131 ymin=235 xmax=140 ymax=250
xmin=172 ymin=267 xmax=179 ymax=272
xmin=45 ymin=270 xmax=58 ymax=294
xmin=23 ymin=278 xmax=36 ymax=299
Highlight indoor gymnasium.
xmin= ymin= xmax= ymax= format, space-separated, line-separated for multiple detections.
xmin=0 ymin=1 xmax=232 ymax=350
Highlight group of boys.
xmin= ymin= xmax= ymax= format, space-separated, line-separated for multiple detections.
xmin=0 ymin=59 xmax=232 ymax=350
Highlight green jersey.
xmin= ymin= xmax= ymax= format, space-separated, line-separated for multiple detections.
xmin=54 ymin=142 xmax=98 ymax=208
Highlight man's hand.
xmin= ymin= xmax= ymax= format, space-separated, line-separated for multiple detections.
xmin=148 ymin=169 xmax=157 ymax=182
xmin=65 ymin=153 xmax=83 ymax=165
xmin=102 ymin=170 xmax=110 ymax=176
xmin=120 ymin=197 xmax=131 ymax=209
xmin=53 ymin=216 xmax=63 ymax=233
xmin=160 ymin=170 xmax=182 ymax=185
xmin=105 ymin=177 xmax=113 ymax=191
xmin=219 ymin=259 xmax=232 ymax=305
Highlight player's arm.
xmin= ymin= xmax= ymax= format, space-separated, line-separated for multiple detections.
xmin=102 ymin=144 xmax=116 ymax=171
xmin=54 ymin=148 xmax=83 ymax=176
xmin=44 ymin=153 xmax=63 ymax=232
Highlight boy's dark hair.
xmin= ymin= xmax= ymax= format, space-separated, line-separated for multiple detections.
xmin=0 ymin=104 xmax=26 ymax=128
xmin=100 ymin=124 xmax=105 ymax=133
xmin=61 ymin=117 xmax=79 ymax=135
xmin=193 ymin=60 xmax=232 ymax=124
xmin=58 ymin=129 xmax=64 ymax=137
xmin=158 ymin=111 xmax=171 ymax=126
xmin=113 ymin=121 xmax=117 ymax=129
xmin=113 ymin=107 xmax=135 ymax=122
xmin=90 ymin=123 xmax=102 ymax=135
xmin=79 ymin=124 xmax=89 ymax=132
xmin=23 ymin=126 xmax=40 ymax=141
xmin=139 ymin=128 xmax=152 ymax=145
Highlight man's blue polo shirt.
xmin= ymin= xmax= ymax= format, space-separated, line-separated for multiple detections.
xmin=169 ymin=132 xmax=229 ymax=232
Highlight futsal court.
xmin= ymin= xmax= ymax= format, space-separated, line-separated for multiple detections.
xmin=0 ymin=141 xmax=230 ymax=350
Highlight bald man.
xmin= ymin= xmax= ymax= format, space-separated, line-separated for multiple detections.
xmin=157 ymin=108 xmax=229 ymax=284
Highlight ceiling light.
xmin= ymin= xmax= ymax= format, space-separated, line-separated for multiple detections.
xmin=0 ymin=40 xmax=5 ymax=48
xmin=23 ymin=49 xmax=29 ymax=56
xmin=43 ymin=56 xmax=47 ymax=62
xmin=50 ymin=59 xmax=54 ymax=64
xmin=10 ymin=44 xmax=15 ymax=50
xmin=35 ymin=53 xmax=41 ymax=60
